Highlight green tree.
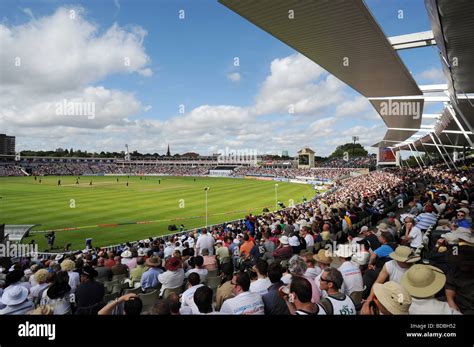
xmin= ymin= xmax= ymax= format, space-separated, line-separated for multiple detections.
xmin=329 ymin=143 xmax=368 ymax=158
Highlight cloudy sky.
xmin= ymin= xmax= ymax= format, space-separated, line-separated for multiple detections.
xmin=0 ymin=0 xmax=446 ymax=156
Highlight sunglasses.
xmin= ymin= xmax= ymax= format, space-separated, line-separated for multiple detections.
xmin=319 ymin=277 xmax=333 ymax=283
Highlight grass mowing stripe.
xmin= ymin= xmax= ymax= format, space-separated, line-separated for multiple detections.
xmin=0 ymin=176 xmax=317 ymax=250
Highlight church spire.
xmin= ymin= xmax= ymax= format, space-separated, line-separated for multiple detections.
xmin=166 ymin=144 xmax=171 ymax=157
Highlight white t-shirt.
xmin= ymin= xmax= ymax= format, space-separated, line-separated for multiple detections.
xmin=67 ymin=271 xmax=80 ymax=293
xmin=220 ymin=291 xmax=264 ymax=315
xmin=409 ymin=298 xmax=462 ymax=315
xmin=408 ymin=226 xmax=423 ymax=248
xmin=185 ymin=268 xmax=208 ymax=284
xmin=304 ymin=234 xmax=315 ymax=247
xmin=249 ymin=277 xmax=272 ymax=295
xmin=289 ymin=235 xmax=300 ymax=247
xmin=384 ymin=260 xmax=408 ymax=284
xmin=338 ymin=261 xmax=363 ymax=295
xmin=29 ymin=283 xmax=49 ymax=299
xmin=164 ymin=246 xmax=175 ymax=259
xmin=281 ymin=273 xmax=291 ymax=285
xmin=180 ymin=284 xmax=204 ymax=314
xmin=304 ymin=267 xmax=321 ymax=280
xmin=196 ymin=234 xmax=215 ymax=255
xmin=158 ymin=269 xmax=185 ymax=295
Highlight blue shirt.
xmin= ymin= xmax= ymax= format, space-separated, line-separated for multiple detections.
xmin=374 ymin=244 xmax=392 ymax=258
xmin=456 ymin=219 xmax=471 ymax=228
xmin=140 ymin=267 xmax=163 ymax=289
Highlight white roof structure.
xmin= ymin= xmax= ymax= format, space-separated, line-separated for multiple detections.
xmin=219 ymin=0 xmax=474 ymax=165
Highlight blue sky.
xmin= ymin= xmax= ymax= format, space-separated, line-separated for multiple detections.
xmin=0 ymin=0 xmax=446 ymax=156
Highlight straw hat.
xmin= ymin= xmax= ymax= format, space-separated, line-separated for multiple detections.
xmin=121 ymin=250 xmax=132 ymax=258
xmin=373 ymin=281 xmax=411 ymax=315
xmin=457 ymin=207 xmax=470 ymax=215
xmin=441 ymin=227 xmax=474 ymax=244
xmin=145 ymin=256 xmax=162 ymax=268
xmin=389 ymin=246 xmax=420 ymax=263
xmin=34 ymin=269 xmax=50 ymax=284
xmin=60 ymin=259 xmax=76 ymax=272
xmin=313 ymin=249 xmax=333 ymax=265
xmin=401 ymin=264 xmax=446 ymax=298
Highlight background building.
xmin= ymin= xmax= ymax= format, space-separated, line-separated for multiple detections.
xmin=0 ymin=134 xmax=15 ymax=155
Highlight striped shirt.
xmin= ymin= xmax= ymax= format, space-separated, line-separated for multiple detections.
xmin=415 ymin=212 xmax=438 ymax=231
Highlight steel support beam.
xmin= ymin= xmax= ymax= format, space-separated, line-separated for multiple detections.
xmin=430 ymin=133 xmax=451 ymax=169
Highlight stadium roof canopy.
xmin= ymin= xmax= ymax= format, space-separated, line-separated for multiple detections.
xmin=218 ymin=0 xmax=474 ymax=159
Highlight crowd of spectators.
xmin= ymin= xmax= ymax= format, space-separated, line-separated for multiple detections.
xmin=317 ymin=156 xmax=376 ymax=169
xmin=0 ymin=165 xmax=26 ymax=176
xmin=1 ymin=162 xmax=472 ymax=316
xmin=232 ymin=167 xmax=354 ymax=181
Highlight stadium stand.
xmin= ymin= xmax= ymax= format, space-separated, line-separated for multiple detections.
xmin=1 ymin=160 xmax=473 ymax=315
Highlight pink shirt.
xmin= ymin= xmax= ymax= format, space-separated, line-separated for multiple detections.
xmin=203 ymin=255 xmax=218 ymax=271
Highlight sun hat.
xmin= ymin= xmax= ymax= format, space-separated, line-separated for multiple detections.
xmin=279 ymin=236 xmax=289 ymax=245
xmin=313 ymin=249 xmax=333 ymax=264
xmin=377 ymin=223 xmax=390 ymax=232
xmin=79 ymin=266 xmax=98 ymax=279
xmin=34 ymin=269 xmax=50 ymax=284
xmin=47 ymin=281 xmax=71 ymax=299
xmin=401 ymin=264 xmax=446 ymax=298
xmin=358 ymin=226 xmax=369 ymax=235
xmin=335 ymin=244 xmax=353 ymax=258
xmin=60 ymin=259 xmax=75 ymax=272
xmin=457 ymin=207 xmax=470 ymax=215
xmin=54 ymin=254 xmax=64 ymax=262
xmin=389 ymin=246 xmax=421 ymax=263
xmin=441 ymin=227 xmax=474 ymax=244
xmin=121 ymin=250 xmax=132 ymax=258
xmin=460 ymin=200 xmax=469 ymax=205
xmin=137 ymin=249 xmax=146 ymax=257
xmin=0 ymin=285 xmax=29 ymax=306
xmin=373 ymin=281 xmax=411 ymax=315
xmin=165 ymin=257 xmax=182 ymax=271
xmin=145 ymin=256 xmax=162 ymax=268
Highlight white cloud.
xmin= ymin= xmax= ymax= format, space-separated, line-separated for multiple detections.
xmin=255 ymin=53 xmax=346 ymax=115
xmin=0 ymin=6 xmax=151 ymax=135
xmin=0 ymin=6 xmax=152 ymax=92
xmin=227 ymin=72 xmax=241 ymax=82
xmin=1 ymin=6 xmax=382 ymax=158
xmin=21 ymin=8 xmax=35 ymax=19
xmin=416 ymin=67 xmax=445 ymax=84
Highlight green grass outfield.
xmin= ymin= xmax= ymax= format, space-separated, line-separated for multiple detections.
xmin=0 ymin=175 xmax=316 ymax=251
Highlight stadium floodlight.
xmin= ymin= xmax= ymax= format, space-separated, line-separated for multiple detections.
xmin=204 ymin=187 xmax=210 ymax=227
xmin=275 ymin=183 xmax=279 ymax=211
